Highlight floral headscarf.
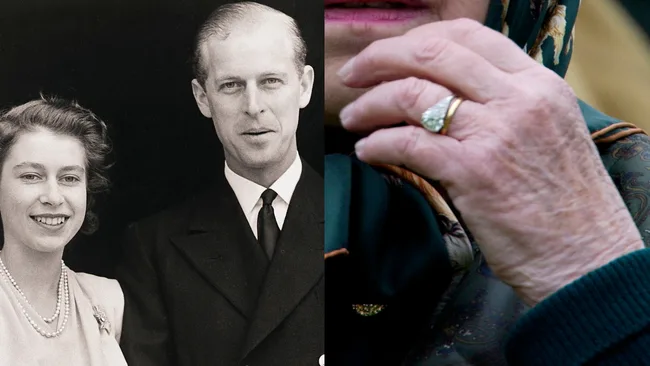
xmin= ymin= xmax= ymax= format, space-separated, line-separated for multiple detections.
xmin=485 ymin=0 xmax=580 ymax=78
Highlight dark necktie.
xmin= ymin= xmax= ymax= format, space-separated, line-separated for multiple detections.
xmin=257 ymin=189 xmax=280 ymax=259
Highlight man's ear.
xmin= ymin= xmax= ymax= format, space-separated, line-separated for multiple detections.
xmin=191 ymin=79 xmax=212 ymax=118
xmin=298 ymin=65 xmax=314 ymax=109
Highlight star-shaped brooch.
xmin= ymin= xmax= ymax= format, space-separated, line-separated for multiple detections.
xmin=93 ymin=305 xmax=111 ymax=335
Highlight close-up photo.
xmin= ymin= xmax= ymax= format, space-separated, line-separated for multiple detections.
xmin=324 ymin=0 xmax=650 ymax=365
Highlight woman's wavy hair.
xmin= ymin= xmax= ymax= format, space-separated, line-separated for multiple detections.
xmin=0 ymin=94 xmax=112 ymax=238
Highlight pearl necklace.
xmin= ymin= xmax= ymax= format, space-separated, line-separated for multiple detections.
xmin=0 ymin=254 xmax=71 ymax=338
xmin=0 ymin=259 xmax=64 ymax=323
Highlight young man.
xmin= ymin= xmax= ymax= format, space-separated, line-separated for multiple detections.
xmin=116 ymin=3 xmax=323 ymax=365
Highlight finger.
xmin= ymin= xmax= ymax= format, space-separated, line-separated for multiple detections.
xmin=354 ymin=125 xmax=462 ymax=183
xmin=405 ymin=19 xmax=539 ymax=73
xmin=340 ymin=76 xmax=481 ymax=140
xmin=338 ymin=33 xmax=514 ymax=103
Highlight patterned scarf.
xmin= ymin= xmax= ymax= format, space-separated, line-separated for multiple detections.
xmin=485 ymin=0 xmax=580 ymax=78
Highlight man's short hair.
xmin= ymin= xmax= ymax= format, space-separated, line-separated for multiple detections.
xmin=192 ymin=1 xmax=308 ymax=87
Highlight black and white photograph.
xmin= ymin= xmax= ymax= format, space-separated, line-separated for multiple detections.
xmin=0 ymin=1 xmax=323 ymax=365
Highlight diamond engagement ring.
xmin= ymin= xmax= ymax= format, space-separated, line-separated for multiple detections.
xmin=421 ymin=95 xmax=464 ymax=135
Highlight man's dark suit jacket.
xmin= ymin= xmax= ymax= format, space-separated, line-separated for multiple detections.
xmin=116 ymin=161 xmax=324 ymax=366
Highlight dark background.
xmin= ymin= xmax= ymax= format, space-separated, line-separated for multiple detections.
xmin=0 ymin=0 xmax=323 ymax=277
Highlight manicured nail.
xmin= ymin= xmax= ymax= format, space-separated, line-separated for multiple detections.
xmin=339 ymin=102 xmax=355 ymax=126
xmin=337 ymin=56 xmax=356 ymax=81
xmin=355 ymin=138 xmax=366 ymax=156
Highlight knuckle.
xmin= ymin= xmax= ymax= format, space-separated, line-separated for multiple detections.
xmin=518 ymin=71 xmax=574 ymax=122
xmin=525 ymin=90 xmax=555 ymax=123
xmin=400 ymin=125 xmax=428 ymax=159
xmin=551 ymin=76 xmax=577 ymax=101
xmin=451 ymin=18 xmax=485 ymax=43
xmin=413 ymin=38 xmax=452 ymax=66
xmin=396 ymin=77 xmax=430 ymax=113
xmin=452 ymin=18 xmax=483 ymax=33
xmin=456 ymin=19 xmax=498 ymax=56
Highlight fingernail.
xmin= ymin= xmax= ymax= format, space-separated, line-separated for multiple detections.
xmin=355 ymin=138 xmax=366 ymax=156
xmin=339 ymin=102 xmax=355 ymax=127
xmin=337 ymin=56 xmax=356 ymax=81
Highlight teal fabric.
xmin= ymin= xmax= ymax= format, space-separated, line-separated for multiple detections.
xmin=325 ymin=155 xmax=455 ymax=365
xmin=325 ymin=154 xmax=452 ymax=300
xmin=324 ymin=155 xmax=351 ymax=255
xmin=506 ymin=248 xmax=650 ymax=365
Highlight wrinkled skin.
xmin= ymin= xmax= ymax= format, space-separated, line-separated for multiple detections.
xmin=338 ymin=19 xmax=644 ymax=306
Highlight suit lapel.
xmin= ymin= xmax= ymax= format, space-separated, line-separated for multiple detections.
xmin=241 ymin=163 xmax=324 ymax=359
xmin=171 ymin=177 xmax=269 ymax=319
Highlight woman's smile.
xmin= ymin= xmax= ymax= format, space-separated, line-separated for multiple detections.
xmin=30 ymin=214 xmax=71 ymax=230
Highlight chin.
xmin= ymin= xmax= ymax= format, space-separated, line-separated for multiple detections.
xmin=242 ymin=155 xmax=277 ymax=170
xmin=26 ymin=239 xmax=70 ymax=254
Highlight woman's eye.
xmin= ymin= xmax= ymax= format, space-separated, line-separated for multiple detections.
xmin=61 ymin=176 xmax=80 ymax=184
xmin=20 ymin=173 xmax=40 ymax=181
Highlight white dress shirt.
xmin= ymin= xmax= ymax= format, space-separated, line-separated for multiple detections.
xmin=224 ymin=154 xmax=302 ymax=239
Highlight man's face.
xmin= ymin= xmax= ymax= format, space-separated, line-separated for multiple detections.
xmin=192 ymin=18 xmax=314 ymax=175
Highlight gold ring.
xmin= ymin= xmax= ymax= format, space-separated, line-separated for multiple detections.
xmin=440 ymin=96 xmax=464 ymax=135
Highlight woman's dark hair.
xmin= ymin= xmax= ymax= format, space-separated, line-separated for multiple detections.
xmin=0 ymin=94 xmax=112 ymax=235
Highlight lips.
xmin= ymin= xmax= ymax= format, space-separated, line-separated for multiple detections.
xmin=325 ymin=0 xmax=429 ymax=22
xmin=325 ymin=0 xmax=427 ymax=7
xmin=242 ymin=129 xmax=273 ymax=136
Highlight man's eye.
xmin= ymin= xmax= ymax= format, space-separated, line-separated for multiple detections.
xmin=221 ymin=82 xmax=242 ymax=91
xmin=20 ymin=173 xmax=40 ymax=181
xmin=263 ymin=78 xmax=281 ymax=85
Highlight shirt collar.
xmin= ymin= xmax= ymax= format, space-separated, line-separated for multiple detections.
xmin=224 ymin=153 xmax=302 ymax=214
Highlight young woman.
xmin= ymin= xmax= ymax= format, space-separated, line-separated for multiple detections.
xmin=0 ymin=95 xmax=126 ymax=365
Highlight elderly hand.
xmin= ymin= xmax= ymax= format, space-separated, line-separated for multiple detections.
xmin=338 ymin=19 xmax=644 ymax=306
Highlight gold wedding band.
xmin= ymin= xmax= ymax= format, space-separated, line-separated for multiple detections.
xmin=440 ymin=96 xmax=464 ymax=136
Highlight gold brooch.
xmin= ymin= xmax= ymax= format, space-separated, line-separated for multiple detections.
xmin=93 ymin=305 xmax=111 ymax=334
xmin=352 ymin=304 xmax=386 ymax=316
